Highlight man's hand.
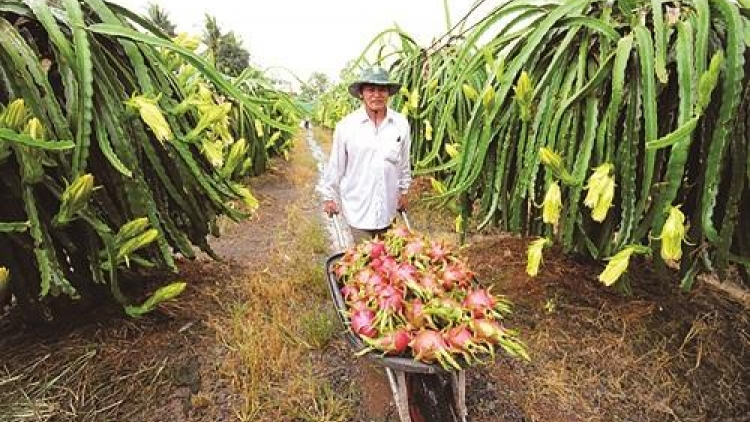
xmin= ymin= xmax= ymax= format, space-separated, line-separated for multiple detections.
xmin=323 ymin=200 xmax=339 ymax=216
xmin=397 ymin=193 xmax=409 ymax=211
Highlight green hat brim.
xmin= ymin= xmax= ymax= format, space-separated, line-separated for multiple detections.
xmin=348 ymin=81 xmax=401 ymax=99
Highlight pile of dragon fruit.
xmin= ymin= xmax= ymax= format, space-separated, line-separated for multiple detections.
xmin=332 ymin=225 xmax=529 ymax=370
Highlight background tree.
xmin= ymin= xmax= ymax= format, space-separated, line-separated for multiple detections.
xmin=299 ymin=72 xmax=332 ymax=103
xmin=216 ymin=32 xmax=250 ymax=77
xmin=203 ymin=14 xmax=250 ymax=77
xmin=147 ymin=3 xmax=176 ymax=37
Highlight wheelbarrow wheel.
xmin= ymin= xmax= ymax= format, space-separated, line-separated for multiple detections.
xmin=406 ymin=372 xmax=462 ymax=422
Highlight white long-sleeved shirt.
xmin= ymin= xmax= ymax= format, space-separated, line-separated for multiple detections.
xmin=319 ymin=106 xmax=412 ymax=230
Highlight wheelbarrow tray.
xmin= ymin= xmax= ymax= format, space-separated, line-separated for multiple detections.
xmin=325 ymin=252 xmax=458 ymax=374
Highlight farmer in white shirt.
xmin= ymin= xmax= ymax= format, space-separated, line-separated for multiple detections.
xmin=321 ymin=66 xmax=412 ymax=243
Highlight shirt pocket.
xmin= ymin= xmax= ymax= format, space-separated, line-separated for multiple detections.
xmin=384 ymin=136 xmax=402 ymax=164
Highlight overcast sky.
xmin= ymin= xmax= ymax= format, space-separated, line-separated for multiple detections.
xmin=111 ymin=0 xmax=492 ymax=83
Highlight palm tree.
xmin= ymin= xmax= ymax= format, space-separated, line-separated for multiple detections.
xmin=147 ymin=3 xmax=176 ymax=37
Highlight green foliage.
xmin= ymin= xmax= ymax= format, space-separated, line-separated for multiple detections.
xmin=341 ymin=0 xmax=749 ymax=289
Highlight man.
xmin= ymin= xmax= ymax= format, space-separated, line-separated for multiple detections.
xmin=320 ymin=66 xmax=412 ymax=243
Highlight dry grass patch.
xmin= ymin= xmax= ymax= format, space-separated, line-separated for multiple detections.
xmin=211 ymin=136 xmax=355 ymax=422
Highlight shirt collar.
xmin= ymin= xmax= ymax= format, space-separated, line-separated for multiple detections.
xmin=355 ymin=106 xmax=395 ymax=125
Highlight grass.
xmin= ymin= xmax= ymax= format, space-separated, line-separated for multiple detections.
xmin=210 ymin=131 xmax=355 ymax=422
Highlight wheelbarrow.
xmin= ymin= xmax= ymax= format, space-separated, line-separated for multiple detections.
xmin=325 ymin=213 xmax=468 ymax=422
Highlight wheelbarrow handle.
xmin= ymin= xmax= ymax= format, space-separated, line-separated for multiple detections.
xmin=330 ymin=213 xmax=348 ymax=251
xmin=400 ymin=210 xmax=412 ymax=231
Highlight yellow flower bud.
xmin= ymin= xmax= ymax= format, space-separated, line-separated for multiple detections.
xmin=514 ymin=71 xmax=533 ymax=122
xmin=1 ymin=99 xmax=27 ymax=131
xmin=482 ymin=85 xmax=496 ymax=109
xmin=462 ymin=83 xmax=478 ymax=101
xmin=55 ymin=174 xmax=95 ymax=226
xmin=526 ymin=237 xmax=551 ymax=277
xmin=232 ymin=183 xmax=259 ymax=212
xmin=542 ymin=181 xmax=562 ymax=226
xmin=125 ymin=281 xmax=187 ymax=317
xmin=0 ymin=267 xmax=8 ymax=285
xmin=125 ymin=95 xmax=172 ymax=142
xmin=24 ymin=118 xmax=45 ymax=140
xmin=116 ymin=228 xmax=159 ymax=264
xmin=254 ymin=119 xmax=264 ymax=138
xmin=424 ymin=120 xmax=433 ymax=141
xmin=445 ymin=143 xmax=459 ymax=158
xmin=454 ymin=214 xmax=464 ymax=233
xmin=114 ymin=217 xmax=150 ymax=246
xmin=660 ymin=206 xmax=686 ymax=262
xmin=430 ymin=177 xmax=446 ymax=195
xmin=427 ymin=79 xmax=439 ymax=92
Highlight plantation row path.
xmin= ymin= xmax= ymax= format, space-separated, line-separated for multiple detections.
xmin=1 ymin=127 xmax=748 ymax=422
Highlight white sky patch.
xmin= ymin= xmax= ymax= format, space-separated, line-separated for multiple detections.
xmin=110 ymin=0 xmax=496 ymax=84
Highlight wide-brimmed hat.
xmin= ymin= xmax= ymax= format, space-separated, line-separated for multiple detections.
xmin=347 ymin=66 xmax=402 ymax=98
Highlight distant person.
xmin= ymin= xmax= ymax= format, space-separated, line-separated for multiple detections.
xmin=320 ymin=66 xmax=412 ymax=244
xmin=304 ymin=120 xmax=311 ymax=129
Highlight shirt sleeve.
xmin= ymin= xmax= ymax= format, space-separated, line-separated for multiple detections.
xmin=398 ymin=123 xmax=412 ymax=193
xmin=319 ymin=125 xmax=347 ymax=201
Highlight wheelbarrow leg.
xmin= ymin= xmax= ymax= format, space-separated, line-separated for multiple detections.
xmin=451 ymin=371 xmax=467 ymax=422
xmin=385 ymin=367 xmax=412 ymax=422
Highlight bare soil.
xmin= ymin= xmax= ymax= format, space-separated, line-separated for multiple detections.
xmin=0 ymin=132 xmax=748 ymax=422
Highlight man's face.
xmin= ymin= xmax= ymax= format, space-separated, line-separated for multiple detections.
xmin=361 ymin=84 xmax=390 ymax=113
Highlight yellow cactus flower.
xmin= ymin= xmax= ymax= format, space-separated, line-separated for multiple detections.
xmin=526 ymin=237 xmax=551 ymax=277
xmin=54 ymin=174 xmax=95 ymax=226
xmin=0 ymin=267 xmax=8 ymax=285
xmin=598 ymin=245 xmax=649 ymax=286
xmin=424 ymin=120 xmax=433 ymax=141
xmin=591 ymin=177 xmax=615 ymax=222
xmin=409 ymin=88 xmax=420 ymax=110
xmin=445 ymin=143 xmax=459 ymax=158
xmin=232 ymin=183 xmax=259 ymax=212
xmin=400 ymin=104 xmax=410 ymax=117
xmin=172 ymin=33 xmax=201 ymax=51
xmin=125 ymin=95 xmax=172 ymax=142
xmin=660 ymin=206 xmax=686 ymax=262
xmin=201 ymin=138 xmax=224 ymax=167
xmin=197 ymin=83 xmax=214 ymax=102
xmin=222 ymin=138 xmax=247 ymax=178
xmin=584 ymin=164 xmax=615 ymax=222
xmin=188 ymin=102 xmax=231 ymax=140
xmin=542 ymin=181 xmax=562 ymax=226
xmin=399 ymin=86 xmax=410 ymax=97
xmin=254 ymin=119 xmax=264 ymax=138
